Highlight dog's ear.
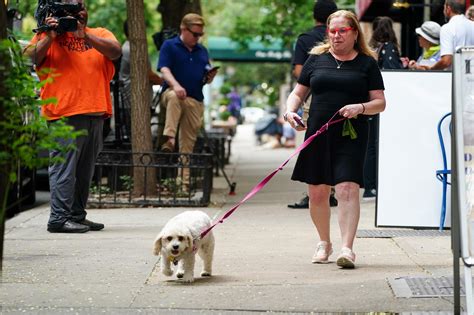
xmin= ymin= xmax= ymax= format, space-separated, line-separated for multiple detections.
xmin=153 ymin=233 xmax=162 ymax=256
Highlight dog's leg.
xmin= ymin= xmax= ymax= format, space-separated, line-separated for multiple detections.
xmin=176 ymin=253 xmax=195 ymax=283
xmin=198 ymin=233 xmax=214 ymax=277
xmin=176 ymin=259 xmax=185 ymax=279
xmin=161 ymin=254 xmax=173 ymax=277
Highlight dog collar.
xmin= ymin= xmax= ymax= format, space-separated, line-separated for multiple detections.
xmin=169 ymin=256 xmax=179 ymax=265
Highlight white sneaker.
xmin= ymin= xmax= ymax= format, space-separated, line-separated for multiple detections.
xmin=311 ymin=241 xmax=333 ymax=264
xmin=336 ymin=247 xmax=356 ymax=268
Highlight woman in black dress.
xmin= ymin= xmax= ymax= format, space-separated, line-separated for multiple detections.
xmin=283 ymin=10 xmax=386 ymax=268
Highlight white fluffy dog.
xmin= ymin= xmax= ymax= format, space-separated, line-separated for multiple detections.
xmin=153 ymin=210 xmax=215 ymax=283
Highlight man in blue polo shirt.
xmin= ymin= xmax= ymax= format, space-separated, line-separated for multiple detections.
xmin=158 ymin=13 xmax=217 ymax=188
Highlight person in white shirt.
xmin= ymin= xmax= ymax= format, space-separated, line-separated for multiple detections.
xmin=425 ymin=0 xmax=474 ymax=70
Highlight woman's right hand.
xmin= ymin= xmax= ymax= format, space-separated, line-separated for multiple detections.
xmin=284 ymin=112 xmax=306 ymax=131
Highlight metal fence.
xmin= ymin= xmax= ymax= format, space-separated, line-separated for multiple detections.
xmin=88 ymin=151 xmax=213 ymax=208
xmin=196 ymin=130 xmax=232 ymax=176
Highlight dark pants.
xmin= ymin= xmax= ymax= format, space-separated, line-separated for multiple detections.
xmin=48 ymin=115 xmax=104 ymax=228
xmin=363 ymin=115 xmax=379 ymax=191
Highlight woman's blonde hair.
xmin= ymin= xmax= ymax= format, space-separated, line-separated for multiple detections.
xmin=310 ymin=10 xmax=376 ymax=59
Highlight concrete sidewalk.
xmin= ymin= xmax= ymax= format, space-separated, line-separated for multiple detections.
xmin=1 ymin=124 xmax=460 ymax=314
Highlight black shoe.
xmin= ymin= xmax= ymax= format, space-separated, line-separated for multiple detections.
xmin=160 ymin=140 xmax=175 ymax=152
xmin=78 ymin=219 xmax=105 ymax=231
xmin=288 ymin=195 xmax=309 ymax=209
xmin=47 ymin=220 xmax=90 ymax=233
xmin=363 ymin=189 xmax=377 ymax=200
xmin=330 ymin=194 xmax=338 ymax=207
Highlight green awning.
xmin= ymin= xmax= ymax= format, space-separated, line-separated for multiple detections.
xmin=208 ymin=36 xmax=292 ymax=62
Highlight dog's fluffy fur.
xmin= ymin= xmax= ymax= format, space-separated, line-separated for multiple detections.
xmin=153 ymin=210 xmax=215 ymax=283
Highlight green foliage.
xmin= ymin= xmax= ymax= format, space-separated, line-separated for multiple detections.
xmin=205 ymin=0 xmax=355 ymax=49
xmin=233 ymin=0 xmax=312 ymax=48
xmin=160 ymin=177 xmax=181 ymax=194
xmin=218 ymin=98 xmax=230 ymax=106
xmin=219 ymin=110 xmax=231 ymax=121
xmin=120 ymin=175 xmax=133 ymax=190
xmin=0 ymin=38 xmax=83 ymax=212
xmin=219 ymin=83 xmax=232 ymax=95
xmin=86 ymin=0 xmax=127 ymax=44
xmin=89 ymin=184 xmax=111 ymax=195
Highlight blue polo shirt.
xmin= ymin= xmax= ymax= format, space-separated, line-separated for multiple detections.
xmin=157 ymin=36 xmax=210 ymax=102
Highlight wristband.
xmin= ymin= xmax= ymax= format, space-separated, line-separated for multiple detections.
xmin=360 ymin=103 xmax=366 ymax=114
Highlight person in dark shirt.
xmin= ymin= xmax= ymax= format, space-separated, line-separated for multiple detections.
xmin=292 ymin=0 xmax=337 ymax=80
xmin=283 ymin=10 xmax=386 ymax=269
xmin=288 ymin=0 xmax=338 ymax=210
xmin=362 ymin=16 xmax=403 ymax=200
xmin=369 ymin=16 xmax=403 ymax=70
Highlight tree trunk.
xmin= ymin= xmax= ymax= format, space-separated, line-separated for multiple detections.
xmin=157 ymin=0 xmax=202 ymax=31
xmin=126 ymin=0 xmax=157 ymax=197
xmin=0 ymin=0 xmax=9 ymax=274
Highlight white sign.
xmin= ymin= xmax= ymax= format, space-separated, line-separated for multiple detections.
xmin=377 ymin=71 xmax=452 ymax=228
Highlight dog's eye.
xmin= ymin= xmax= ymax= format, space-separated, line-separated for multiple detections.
xmin=166 ymin=236 xmax=172 ymax=241
xmin=178 ymin=236 xmax=184 ymax=241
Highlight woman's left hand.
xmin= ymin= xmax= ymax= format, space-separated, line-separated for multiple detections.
xmin=339 ymin=104 xmax=364 ymax=119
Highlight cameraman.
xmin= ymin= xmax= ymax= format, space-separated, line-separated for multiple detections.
xmin=23 ymin=0 xmax=121 ymax=233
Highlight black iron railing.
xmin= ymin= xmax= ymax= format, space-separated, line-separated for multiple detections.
xmin=88 ymin=151 xmax=213 ymax=208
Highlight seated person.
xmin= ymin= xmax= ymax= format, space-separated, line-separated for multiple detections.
xmin=408 ymin=21 xmax=441 ymax=70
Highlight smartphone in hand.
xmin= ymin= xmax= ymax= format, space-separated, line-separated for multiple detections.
xmin=202 ymin=65 xmax=220 ymax=84
xmin=294 ymin=116 xmax=305 ymax=128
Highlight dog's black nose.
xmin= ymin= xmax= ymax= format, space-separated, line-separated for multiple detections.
xmin=172 ymin=244 xmax=179 ymax=250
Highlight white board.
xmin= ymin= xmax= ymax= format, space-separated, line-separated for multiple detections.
xmin=377 ymin=71 xmax=452 ymax=228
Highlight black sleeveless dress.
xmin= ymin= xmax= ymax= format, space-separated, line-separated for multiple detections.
xmin=291 ymin=52 xmax=385 ymax=186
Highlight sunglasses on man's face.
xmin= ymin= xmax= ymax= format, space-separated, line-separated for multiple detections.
xmin=327 ymin=27 xmax=354 ymax=35
xmin=187 ymin=27 xmax=204 ymax=38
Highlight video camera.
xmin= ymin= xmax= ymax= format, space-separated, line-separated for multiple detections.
xmin=33 ymin=0 xmax=84 ymax=34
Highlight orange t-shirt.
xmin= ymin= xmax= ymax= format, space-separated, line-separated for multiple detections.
xmin=30 ymin=28 xmax=116 ymax=120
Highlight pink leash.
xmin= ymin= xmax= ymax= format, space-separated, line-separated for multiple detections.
xmin=199 ymin=111 xmax=346 ymax=240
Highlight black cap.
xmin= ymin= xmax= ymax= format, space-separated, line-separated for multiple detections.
xmin=313 ymin=0 xmax=338 ymax=23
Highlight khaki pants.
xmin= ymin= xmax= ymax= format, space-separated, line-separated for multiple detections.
xmin=161 ymin=89 xmax=204 ymax=188
xmin=162 ymin=89 xmax=204 ymax=154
